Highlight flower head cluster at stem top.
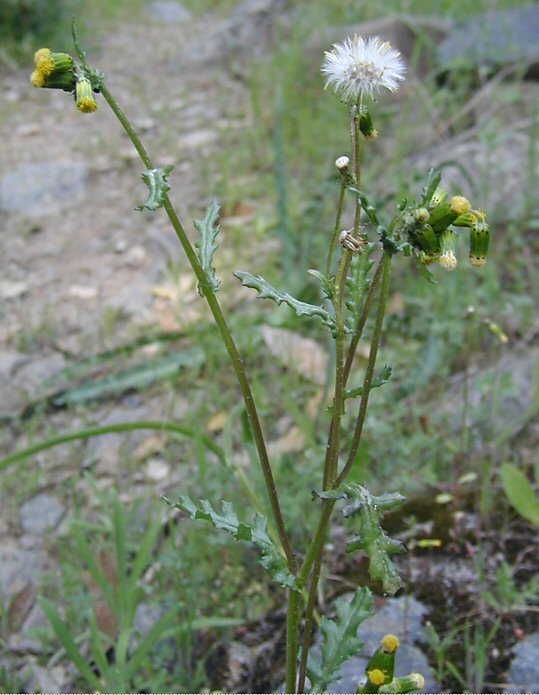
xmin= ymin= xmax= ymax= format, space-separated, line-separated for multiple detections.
xmin=30 ymin=47 xmax=99 ymax=114
xmin=389 ymin=183 xmax=492 ymax=271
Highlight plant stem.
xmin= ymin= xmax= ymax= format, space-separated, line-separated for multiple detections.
xmin=285 ymin=587 xmax=301 ymax=693
xmin=326 ymin=179 xmax=347 ymax=277
xmin=99 ymin=83 xmax=296 ymax=575
xmin=296 ymin=548 xmax=324 ymax=691
xmin=334 ymin=251 xmax=392 ymax=487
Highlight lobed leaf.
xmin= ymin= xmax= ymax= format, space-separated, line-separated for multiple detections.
xmin=307 ymin=587 xmax=375 ymax=694
xmin=233 ymin=270 xmax=336 ymax=331
xmin=500 ymin=463 xmax=539 ymax=528
xmin=194 ymin=199 xmax=221 ymax=295
xmin=166 ymin=496 xmax=299 ymax=591
xmin=343 ymin=364 xmax=392 ymax=402
xmin=340 ymin=485 xmax=405 ymax=595
xmin=421 ymin=168 xmax=442 ymax=206
xmin=136 ymin=166 xmax=173 ymax=212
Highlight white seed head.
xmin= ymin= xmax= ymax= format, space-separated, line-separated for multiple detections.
xmin=335 ymin=155 xmax=350 ymax=170
xmin=322 ymin=35 xmax=406 ymax=102
xmin=439 ymin=250 xmax=457 ymax=271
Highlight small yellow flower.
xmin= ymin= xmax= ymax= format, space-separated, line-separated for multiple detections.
xmin=31 ymin=69 xmax=45 ymax=88
xmin=450 ymin=195 xmax=471 ymax=215
xmin=75 ymin=77 xmax=98 ymax=113
xmin=381 ymin=634 xmax=400 ymax=653
xmin=367 ymin=668 xmax=386 ymax=686
xmin=34 ymin=47 xmax=55 ymax=76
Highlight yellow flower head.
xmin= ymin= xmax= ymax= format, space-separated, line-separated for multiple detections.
xmin=381 ymin=633 xmax=400 ymax=653
xmin=367 ymin=668 xmax=386 ymax=686
xmin=31 ymin=69 xmax=45 ymax=88
xmin=450 ymin=195 xmax=471 ymax=216
xmin=475 ymin=208 xmax=487 ymax=222
xmin=76 ymin=77 xmax=98 ymax=113
xmin=34 ymin=48 xmax=55 ymax=77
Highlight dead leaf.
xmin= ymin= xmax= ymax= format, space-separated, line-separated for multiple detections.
xmin=261 ymin=326 xmax=328 ymax=385
xmin=134 ymin=434 xmax=166 ymax=460
xmin=207 ymin=411 xmax=228 ymax=433
xmin=8 ymin=581 xmax=36 ymax=632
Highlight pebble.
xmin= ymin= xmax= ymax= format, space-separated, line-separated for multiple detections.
xmin=19 ymin=493 xmax=65 ymax=536
xmin=148 ymin=1 xmax=192 ymax=23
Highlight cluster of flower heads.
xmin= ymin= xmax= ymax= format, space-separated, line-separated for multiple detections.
xmin=321 ymin=35 xmax=406 ymax=102
xmin=31 ymin=48 xmax=97 ymax=113
xmin=405 ymin=189 xmax=490 ymax=270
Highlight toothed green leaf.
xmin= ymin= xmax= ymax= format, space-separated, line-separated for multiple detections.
xmin=233 ymin=270 xmax=336 ymax=330
xmin=307 ymin=587 xmax=375 ymax=694
xmin=166 ymin=495 xmax=299 ymax=591
xmin=308 ymin=269 xmax=335 ymax=301
xmin=194 ymin=200 xmax=221 ymax=296
xmin=343 ymin=364 xmax=392 ymax=402
xmin=136 ymin=166 xmax=173 ymax=212
xmin=339 ymin=484 xmax=405 ymax=595
xmin=421 ymin=168 xmax=442 ymax=206
xmin=414 ymin=254 xmax=438 ymax=284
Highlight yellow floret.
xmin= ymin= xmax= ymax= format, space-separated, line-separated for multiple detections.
xmin=34 ymin=48 xmax=54 ymax=76
xmin=367 ymin=668 xmax=386 ymax=686
xmin=381 ymin=634 xmax=400 ymax=653
xmin=77 ymin=97 xmax=98 ymax=113
xmin=31 ymin=69 xmax=45 ymax=87
xmin=439 ymin=251 xmax=457 ymax=271
xmin=470 ymin=256 xmax=487 ymax=267
xmin=450 ymin=195 xmax=471 ymax=215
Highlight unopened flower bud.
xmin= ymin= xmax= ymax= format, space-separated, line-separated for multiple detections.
xmin=414 ymin=207 xmax=430 ymax=224
xmin=381 ymin=634 xmax=400 ymax=653
xmin=429 ymin=204 xmax=456 ymax=233
xmin=450 ymin=195 xmax=471 ymax=215
xmin=75 ymin=77 xmax=98 ymax=113
xmin=413 ymin=223 xmax=439 ymax=257
xmin=469 ymin=219 xmax=490 ymax=267
xmin=453 ymin=211 xmax=478 ymax=228
xmin=359 ymin=109 xmax=378 ymax=140
xmin=367 ymin=668 xmax=386 ymax=686
xmin=430 ymin=186 xmax=447 ymax=207
xmin=379 ymin=672 xmax=425 ymax=694
xmin=439 ymin=229 xmax=458 ymax=271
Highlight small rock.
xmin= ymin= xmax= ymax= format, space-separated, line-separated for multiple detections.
xmin=14 ymin=353 xmax=66 ymax=399
xmin=0 ymin=281 xmax=28 ymax=300
xmin=0 ymin=161 xmax=88 ymax=215
xmin=19 ymin=493 xmax=65 ymax=535
xmin=0 ymin=350 xmax=27 ymax=378
xmin=124 ymin=245 xmax=147 ymax=267
xmin=115 ymin=238 xmax=128 ymax=253
xmin=178 ymin=128 xmax=219 ymax=150
xmin=439 ymin=5 xmax=539 ymax=75
xmin=505 ymin=632 xmax=539 ymax=694
xmin=68 ymin=284 xmax=98 ymax=300
xmin=0 ymin=544 xmax=47 ymax=595
xmin=146 ymin=457 xmax=170 ymax=482
xmin=148 ymin=1 xmax=191 ymax=23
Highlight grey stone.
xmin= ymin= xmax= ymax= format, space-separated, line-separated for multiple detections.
xmin=0 ymin=543 xmax=47 ymax=595
xmin=505 ymin=632 xmax=539 ymax=693
xmin=313 ymin=596 xmax=438 ymax=694
xmin=0 ymin=350 xmax=28 ymax=378
xmin=438 ymin=6 xmax=539 ymax=75
xmin=13 ymin=352 xmax=66 ymax=400
xmin=19 ymin=493 xmax=65 ymax=535
xmin=148 ymin=1 xmax=191 ymax=23
xmin=0 ymin=161 xmax=88 ymax=215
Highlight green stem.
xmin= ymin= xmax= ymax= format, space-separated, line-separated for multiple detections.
xmin=285 ymin=588 xmax=301 ymax=693
xmin=296 ymin=549 xmax=324 ymax=692
xmin=99 ymin=84 xmax=296 ymax=575
xmin=334 ymin=251 xmax=392 ymax=488
xmin=326 ymin=179 xmax=347 ymax=277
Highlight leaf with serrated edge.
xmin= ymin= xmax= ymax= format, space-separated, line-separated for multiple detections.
xmin=136 ymin=166 xmax=173 ymax=212
xmin=339 ymin=484 xmax=405 ymax=595
xmin=194 ymin=200 xmax=221 ymax=295
xmin=166 ymin=496 xmax=299 ymax=591
xmin=308 ymin=269 xmax=334 ymax=301
xmin=307 ymin=587 xmax=374 ymax=694
xmin=234 ymin=271 xmax=335 ymax=330
xmin=421 ymin=168 xmax=442 ymax=206
xmin=343 ymin=364 xmax=392 ymax=401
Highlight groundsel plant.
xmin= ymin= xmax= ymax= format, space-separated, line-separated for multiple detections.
xmin=27 ymin=25 xmax=491 ymax=693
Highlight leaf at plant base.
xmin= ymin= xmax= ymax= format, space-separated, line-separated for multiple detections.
xmin=307 ymin=587 xmax=374 ymax=694
xmin=261 ymin=325 xmax=328 ymax=385
xmin=343 ymin=364 xmax=392 ymax=402
xmin=340 ymin=485 xmax=405 ymax=595
xmin=136 ymin=166 xmax=173 ymax=212
xmin=166 ymin=496 xmax=299 ymax=591
xmin=500 ymin=463 xmax=539 ymax=528
xmin=194 ymin=200 xmax=221 ymax=296
xmin=233 ymin=270 xmax=336 ymax=331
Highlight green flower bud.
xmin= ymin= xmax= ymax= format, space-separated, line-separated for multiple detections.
xmin=450 ymin=195 xmax=471 ymax=215
xmin=359 ymin=109 xmax=378 ymax=140
xmin=453 ymin=211 xmax=478 ymax=228
xmin=414 ymin=208 xmax=430 ymax=224
xmin=469 ymin=219 xmax=490 ymax=267
xmin=429 ymin=186 xmax=447 ymax=207
xmin=413 ymin=223 xmax=440 ymax=257
xmin=439 ymin=229 xmax=458 ymax=271
xmin=75 ymin=77 xmax=98 ymax=113
xmin=429 ymin=204 xmax=456 ymax=233
xmin=379 ymin=673 xmax=425 ymax=694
